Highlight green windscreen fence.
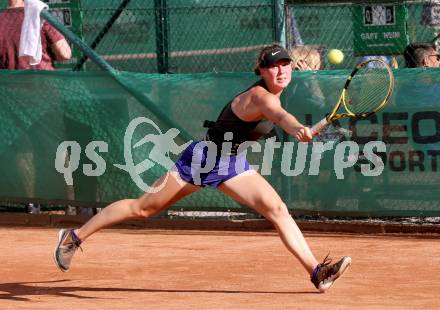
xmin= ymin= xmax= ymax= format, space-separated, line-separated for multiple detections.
xmin=1 ymin=68 xmax=440 ymax=216
xmin=1 ymin=1 xmax=440 ymax=217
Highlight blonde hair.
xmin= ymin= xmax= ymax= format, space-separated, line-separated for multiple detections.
xmin=290 ymin=46 xmax=322 ymax=70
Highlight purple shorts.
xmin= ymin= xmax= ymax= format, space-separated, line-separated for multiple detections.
xmin=173 ymin=141 xmax=251 ymax=188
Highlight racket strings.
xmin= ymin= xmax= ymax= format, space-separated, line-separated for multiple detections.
xmin=347 ymin=72 xmax=389 ymax=112
xmin=344 ymin=66 xmax=392 ymax=115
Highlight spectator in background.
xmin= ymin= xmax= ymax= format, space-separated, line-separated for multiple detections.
xmin=403 ymin=43 xmax=440 ymax=68
xmin=290 ymin=46 xmax=322 ymax=71
xmin=0 ymin=0 xmax=72 ymax=214
xmin=289 ymin=10 xmax=304 ymax=47
xmin=289 ymin=46 xmax=325 ymax=109
xmin=0 ymin=0 xmax=71 ymax=70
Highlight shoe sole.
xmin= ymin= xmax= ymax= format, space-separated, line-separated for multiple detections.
xmin=53 ymin=229 xmax=69 ymax=273
xmin=318 ymin=256 xmax=352 ymax=293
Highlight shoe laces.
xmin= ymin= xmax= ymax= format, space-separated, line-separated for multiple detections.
xmin=319 ymin=253 xmax=332 ymax=268
xmin=312 ymin=253 xmax=333 ymax=283
xmin=70 ymin=230 xmax=83 ymax=252
xmin=64 ymin=231 xmax=83 ymax=253
xmin=70 ymin=240 xmax=83 ymax=252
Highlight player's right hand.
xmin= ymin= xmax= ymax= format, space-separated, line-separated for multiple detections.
xmin=293 ymin=126 xmax=313 ymax=142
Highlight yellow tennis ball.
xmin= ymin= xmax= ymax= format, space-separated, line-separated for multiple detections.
xmin=328 ymin=49 xmax=344 ymax=65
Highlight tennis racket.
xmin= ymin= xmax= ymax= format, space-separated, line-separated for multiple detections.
xmin=311 ymin=58 xmax=394 ymax=136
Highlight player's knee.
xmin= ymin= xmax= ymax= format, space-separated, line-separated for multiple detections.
xmin=265 ymin=202 xmax=290 ymax=222
xmin=131 ymin=198 xmax=161 ymax=218
xmin=123 ymin=199 xmax=142 ymax=218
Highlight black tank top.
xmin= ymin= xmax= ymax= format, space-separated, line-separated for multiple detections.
xmin=206 ymin=80 xmax=275 ymax=146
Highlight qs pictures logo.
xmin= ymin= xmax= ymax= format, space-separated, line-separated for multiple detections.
xmin=55 ymin=117 xmax=387 ymax=193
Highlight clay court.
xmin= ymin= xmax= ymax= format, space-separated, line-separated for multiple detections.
xmin=0 ymin=227 xmax=438 ymax=309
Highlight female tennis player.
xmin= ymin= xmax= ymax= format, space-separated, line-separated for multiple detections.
xmin=54 ymin=44 xmax=351 ymax=293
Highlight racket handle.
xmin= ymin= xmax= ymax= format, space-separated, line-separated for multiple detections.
xmin=311 ymin=118 xmax=330 ymax=136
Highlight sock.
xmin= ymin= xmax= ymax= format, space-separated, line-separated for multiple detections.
xmin=70 ymin=229 xmax=82 ymax=245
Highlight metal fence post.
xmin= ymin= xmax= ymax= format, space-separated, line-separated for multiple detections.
xmin=273 ymin=0 xmax=286 ymax=47
xmin=155 ymin=0 xmax=169 ymax=73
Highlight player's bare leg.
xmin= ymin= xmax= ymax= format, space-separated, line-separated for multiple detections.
xmin=76 ymin=171 xmax=198 ymax=241
xmin=54 ymin=171 xmax=199 ymax=272
xmin=219 ymin=170 xmax=318 ymax=272
xmin=219 ymin=170 xmax=351 ymax=292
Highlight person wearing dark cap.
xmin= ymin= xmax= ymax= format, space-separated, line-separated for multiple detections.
xmin=53 ymin=43 xmax=351 ymax=293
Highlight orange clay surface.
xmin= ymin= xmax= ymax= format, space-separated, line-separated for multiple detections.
xmin=0 ymin=227 xmax=439 ymax=309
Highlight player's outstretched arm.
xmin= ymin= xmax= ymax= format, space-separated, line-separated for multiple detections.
xmin=258 ymin=93 xmax=312 ymax=142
